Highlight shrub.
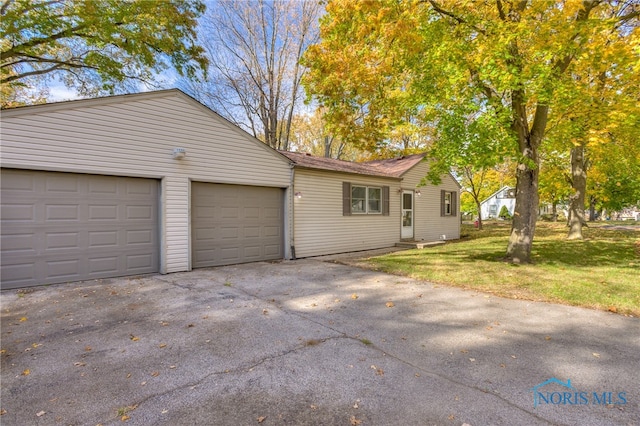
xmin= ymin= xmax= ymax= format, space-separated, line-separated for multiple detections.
xmin=498 ymin=205 xmax=512 ymax=220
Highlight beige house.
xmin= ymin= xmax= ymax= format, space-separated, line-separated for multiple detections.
xmin=281 ymin=152 xmax=461 ymax=258
xmin=0 ymin=90 xmax=292 ymax=289
xmin=1 ymin=89 xmax=460 ymax=289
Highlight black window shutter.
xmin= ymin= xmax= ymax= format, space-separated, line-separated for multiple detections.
xmin=440 ymin=190 xmax=446 ymax=217
xmin=343 ymin=182 xmax=351 ymax=216
xmin=382 ymin=186 xmax=390 ymax=216
xmin=451 ymin=191 xmax=457 ymax=216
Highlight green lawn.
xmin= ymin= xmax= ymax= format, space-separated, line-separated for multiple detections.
xmin=358 ymin=221 xmax=640 ymax=316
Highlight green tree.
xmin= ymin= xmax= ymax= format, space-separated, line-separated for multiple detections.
xmin=304 ymin=0 xmax=639 ymax=263
xmin=1 ymin=0 xmax=207 ymax=102
xmin=538 ymin=151 xmax=571 ymax=222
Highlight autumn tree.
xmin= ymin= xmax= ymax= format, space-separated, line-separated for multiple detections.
xmin=304 ymin=0 xmax=640 ymax=263
xmin=1 ymin=0 xmax=207 ymax=103
xmin=538 ymin=152 xmax=572 ymax=222
xmin=182 ymin=0 xmax=321 ymax=150
xmin=288 ymin=108 xmax=366 ymax=160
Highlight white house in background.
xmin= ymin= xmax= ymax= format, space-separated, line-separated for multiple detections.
xmin=480 ymin=186 xmax=516 ymax=219
xmin=1 ymin=89 xmax=461 ymax=290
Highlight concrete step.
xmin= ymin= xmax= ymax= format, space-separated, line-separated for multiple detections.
xmin=395 ymin=240 xmax=446 ymax=249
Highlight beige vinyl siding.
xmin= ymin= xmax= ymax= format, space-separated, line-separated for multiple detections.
xmin=1 ymin=91 xmax=291 ymax=274
xmin=292 ymin=169 xmax=401 ymax=258
xmin=401 ymin=162 xmax=461 ymax=241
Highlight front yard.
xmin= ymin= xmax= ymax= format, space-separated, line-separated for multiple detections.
xmin=357 ymin=221 xmax=640 ymax=316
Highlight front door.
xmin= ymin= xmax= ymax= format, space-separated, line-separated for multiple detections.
xmin=401 ymin=190 xmax=414 ymax=240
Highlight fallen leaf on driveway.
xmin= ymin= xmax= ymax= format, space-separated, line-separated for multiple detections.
xmin=36 ymin=411 xmax=45 ymax=417
xmin=593 ymin=353 xmax=601 ymax=358
xmin=544 ymin=336 xmax=552 ymax=341
xmin=130 ymin=335 xmax=139 ymax=341
xmin=19 ymin=317 xmax=27 ymax=322
xmin=0 ymin=408 xmax=6 ymax=415
xmin=21 ymin=369 xmax=30 ymax=376
xmin=370 ymin=365 xmax=384 ymax=376
xmin=350 ymin=415 xmax=362 ymax=425
xmin=385 ymin=301 xmax=395 ymax=308
xmin=257 ymin=416 xmax=266 ymax=423
xmin=351 ymin=294 xmax=358 ymax=299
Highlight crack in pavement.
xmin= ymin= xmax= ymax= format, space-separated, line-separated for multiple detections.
xmin=114 ymin=276 xmax=555 ymax=424
xmin=232 ymin=282 xmax=556 ymax=424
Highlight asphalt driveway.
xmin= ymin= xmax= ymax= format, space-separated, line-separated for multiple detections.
xmin=1 ymin=259 xmax=638 ymax=425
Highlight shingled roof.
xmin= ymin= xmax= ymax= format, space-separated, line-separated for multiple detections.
xmin=279 ymin=151 xmax=425 ymax=178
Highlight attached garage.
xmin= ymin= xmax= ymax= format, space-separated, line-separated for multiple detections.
xmin=192 ymin=182 xmax=284 ymax=267
xmin=0 ymin=89 xmax=293 ymax=289
xmin=1 ymin=169 xmax=159 ymax=289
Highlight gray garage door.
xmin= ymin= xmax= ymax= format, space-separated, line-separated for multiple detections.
xmin=1 ymin=169 xmax=159 ymax=289
xmin=192 ymin=182 xmax=284 ymax=268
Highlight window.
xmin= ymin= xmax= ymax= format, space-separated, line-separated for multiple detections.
xmin=444 ymin=192 xmax=452 ymax=215
xmin=489 ymin=204 xmax=498 ymax=216
xmin=368 ymin=187 xmax=381 ymax=213
xmin=351 ymin=186 xmax=367 ymax=213
xmin=351 ymin=185 xmax=381 ymax=214
xmin=343 ymin=182 xmax=389 ymax=216
xmin=440 ymin=190 xmax=458 ymax=217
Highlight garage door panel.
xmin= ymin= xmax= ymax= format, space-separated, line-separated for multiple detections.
xmin=2 ymin=203 xmax=35 ymax=221
xmin=45 ymin=174 xmax=79 ymax=193
xmin=89 ymin=179 xmax=118 ymax=194
xmin=46 ymin=232 xmax=79 ymax=249
xmin=88 ymin=256 xmax=119 ymax=274
xmin=89 ymin=231 xmax=118 ymax=247
xmin=46 ymin=204 xmax=80 ymax=221
xmin=88 ymin=204 xmax=118 ymax=220
xmin=192 ymin=182 xmax=284 ymax=268
xmin=1 ymin=169 xmax=159 ymax=289
xmin=221 ymin=227 xmax=239 ymax=239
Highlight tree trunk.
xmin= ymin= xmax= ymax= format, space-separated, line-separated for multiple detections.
xmin=567 ymin=144 xmax=587 ymax=239
xmin=507 ymin=164 xmax=539 ymax=263
xmin=551 ymin=202 xmax=558 ymax=222
xmin=324 ymin=136 xmax=331 ymax=158
xmin=475 ymin=199 xmax=483 ymax=230
xmin=589 ymin=196 xmax=597 ymax=222
xmin=505 ymin=95 xmax=544 ymax=264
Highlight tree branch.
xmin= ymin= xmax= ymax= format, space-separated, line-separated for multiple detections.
xmin=2 ymin=24 xmax=87 ymax=60
xmin=1 ymin=61 xmax=88 ymax=84
xmin=426 ymin=0 xmax=486 ymax=35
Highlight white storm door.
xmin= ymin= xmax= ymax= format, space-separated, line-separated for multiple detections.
xmin=401 ymin=191 xmax=414 ymax=239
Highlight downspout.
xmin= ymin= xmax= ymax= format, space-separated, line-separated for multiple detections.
xmin=289 ymin=163 xmax=296 ymax=260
